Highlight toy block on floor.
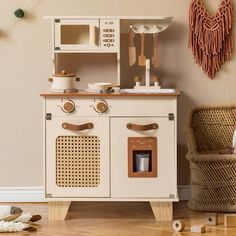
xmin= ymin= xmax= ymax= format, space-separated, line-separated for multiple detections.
xmin=224 ymin=214 xmax=236 ymax=227
xmin=190 ymin=225 xmax=206 ymax=233
xmin=172 ymin=220 xmax=185 ymax=232
xmin=205 ymin=213 xmax=218 ymax=225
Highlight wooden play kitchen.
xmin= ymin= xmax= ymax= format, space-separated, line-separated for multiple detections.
xmin=41 ymin=16 xmax=179 ymax=221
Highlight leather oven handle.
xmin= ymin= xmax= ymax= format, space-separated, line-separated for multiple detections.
xmin=126 ymin=123 xmax=158 ymax=131
xmin=62 ymin=122 xmax=94 ymax=131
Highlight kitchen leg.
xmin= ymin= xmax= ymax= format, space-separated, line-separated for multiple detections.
xmin=48 ymin=201 xmax=71 ymax=220
xmin=149 ymin=202 xmax=173 ymax=221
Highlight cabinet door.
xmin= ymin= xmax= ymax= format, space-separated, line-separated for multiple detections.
xmin=55 ymin=19 xmax=99 ymax=51
xmin=111 ymin=117 xmax=177 ymax=198
xmin=46 ymin=117 xmax=109 ymax=198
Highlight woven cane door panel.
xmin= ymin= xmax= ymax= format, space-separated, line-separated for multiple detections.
xmin=56 ymin=136 xmax=100 ymax=187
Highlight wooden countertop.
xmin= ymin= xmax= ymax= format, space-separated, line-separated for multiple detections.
xmin=40 ymin=89 xmax=180 ymax=97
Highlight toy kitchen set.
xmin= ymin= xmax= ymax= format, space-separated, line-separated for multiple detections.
xmin=41 ymin=16 xmax=180 ymax=221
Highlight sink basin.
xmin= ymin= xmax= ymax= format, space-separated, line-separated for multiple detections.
xmin=121 ymin=88 xmax=176 ymax=94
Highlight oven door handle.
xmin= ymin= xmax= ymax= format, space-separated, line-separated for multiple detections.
xmin=126 ymin=123 xmax=158 ymax=131
xmin=62 ymin=122 xmax=94 ymax=131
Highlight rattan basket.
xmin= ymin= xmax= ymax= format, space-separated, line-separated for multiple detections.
xmin=185 ymin=104 xmax=236 ymax=212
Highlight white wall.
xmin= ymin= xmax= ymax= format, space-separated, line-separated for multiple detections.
xmin=0 ymin=0 xmax=235 ymax=186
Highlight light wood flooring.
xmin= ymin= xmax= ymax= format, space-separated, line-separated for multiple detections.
xmin=2 ymin=201 xmax=236 ymax=235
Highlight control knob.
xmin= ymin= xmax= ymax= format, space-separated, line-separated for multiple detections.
xmin=94 ymin=100 xmax=108 ymax=113
xmin=61 ymin=100 xmax=75 ymax=113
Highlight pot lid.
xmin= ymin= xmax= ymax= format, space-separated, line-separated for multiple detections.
xmin=53 ymin=70 xmax=76 ymax=77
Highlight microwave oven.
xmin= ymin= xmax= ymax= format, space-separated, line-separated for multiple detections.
xmin=54 ymin=18 xmax=119 ymax=52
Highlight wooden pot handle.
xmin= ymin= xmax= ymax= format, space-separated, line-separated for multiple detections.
xmin=62 ymin=122 xmax=94 ymax=131
xmin=127 ymin=123 xmax=158 ymax=131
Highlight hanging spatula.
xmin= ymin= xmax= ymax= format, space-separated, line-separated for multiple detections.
xmin=138 ymin=32 xmax=146 ymax=66
xmin=152 ymin=33 xmax=159 ymax=68
xmin=128 ymin=27 xmax=136 ymax=66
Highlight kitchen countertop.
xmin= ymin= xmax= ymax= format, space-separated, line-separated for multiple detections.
xmin=40 ymin=89 xmax=180 ymax=97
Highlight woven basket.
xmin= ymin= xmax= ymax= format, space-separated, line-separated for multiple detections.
xmin=185 ymin=104 xmax=236 ymax=212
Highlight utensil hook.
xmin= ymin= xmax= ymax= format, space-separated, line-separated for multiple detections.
xmin=128 ymin=24 xmax=137 ymax=32
xmin=141 ymin=25 xmax=148 ymax=33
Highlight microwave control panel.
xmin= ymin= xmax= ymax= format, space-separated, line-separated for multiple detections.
xmin=100 ymin=19 xmax=119 ymax=51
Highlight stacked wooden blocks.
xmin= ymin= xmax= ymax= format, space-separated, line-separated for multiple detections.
xmin=172 ymin=213 xmax=236 ymax=233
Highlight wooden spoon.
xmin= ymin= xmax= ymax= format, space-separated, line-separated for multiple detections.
xmin=138 ymin=33 xmax=146 ymax=66
xmin=152 ymin=33 xmax=159 ymax=68
xmin=128 ymin=28 xmax=136 ymax=66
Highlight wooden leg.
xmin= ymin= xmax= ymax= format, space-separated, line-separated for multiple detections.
xmin=48 ymin=201 xmax=71 ymax=220
xmin=149 ymin=202 xmax=173 ymax=221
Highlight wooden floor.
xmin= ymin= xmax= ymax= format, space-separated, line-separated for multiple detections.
xmin=2 ymin=201 xmax=236 ymax=235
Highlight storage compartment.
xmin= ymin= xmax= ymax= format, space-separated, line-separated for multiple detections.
xmin=55 ymin=53 xmax=118 ymax=89
xmin=111 ymin=117 xmax=176 ymax=198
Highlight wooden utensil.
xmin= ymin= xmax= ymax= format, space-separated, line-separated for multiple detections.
xmin=128 ymin=28 xmax=136 ymax=66
xmin=152 ymin=33 xmax=159 ymax=68
xmin=138 ymin=33 xmax=146 ymax=66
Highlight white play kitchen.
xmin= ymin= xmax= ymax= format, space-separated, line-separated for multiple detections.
xmin=41 ymin=16 xmax=180 ymax=221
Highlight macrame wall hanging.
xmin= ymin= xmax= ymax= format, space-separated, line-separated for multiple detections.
xmin=189 ymin=0 xmax=233 ymax=79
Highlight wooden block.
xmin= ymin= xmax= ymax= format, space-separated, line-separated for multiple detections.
xmin=205 ymin=213 xmax=218 ymax=226
xmin=190 ymin=225 xmax=206 ymax=233
xmin=172 ymin=220 xmax=185 ymax=232
xmin=224 ymin=214 xmax=236 ymax=227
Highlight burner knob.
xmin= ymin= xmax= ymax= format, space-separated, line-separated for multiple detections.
xmin=94 ymin=100 xmax=108 ymax=113
xmin=61 ymin=100 xmax=75 ymax=113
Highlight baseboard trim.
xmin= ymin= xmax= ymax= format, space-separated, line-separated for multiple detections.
xmin=0 ymin=187 xmax=45 ymax=202
xmin=178 ymin=185 xmax=190 ymax=201
xmin=0 ymin=186 xmax=190 ymax=202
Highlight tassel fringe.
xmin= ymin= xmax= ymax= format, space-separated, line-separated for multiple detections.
xmin=189 ymin=0 xmax=233 ymax=78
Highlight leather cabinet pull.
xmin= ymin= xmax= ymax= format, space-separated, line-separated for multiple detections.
xmin=62 ymin=122 xmax=94 ymax=131
xmin=126 ymin=123 xmax=158 ymax=131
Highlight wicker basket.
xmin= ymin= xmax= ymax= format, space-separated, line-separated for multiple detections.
xmin=185 ymin=104 xmax=236 ymax=212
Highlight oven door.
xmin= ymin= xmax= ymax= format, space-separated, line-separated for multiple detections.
xmin=111 ymin=117 xmax=176 ymax=198
xmin=46 ymin=116 xmax=109 ymax=198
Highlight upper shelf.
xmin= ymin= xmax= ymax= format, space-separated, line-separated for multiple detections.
xmin=44 ymin=16 xmax=173 ymax=34
xmin=44 ymin=16 xmax=173 ymax=20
